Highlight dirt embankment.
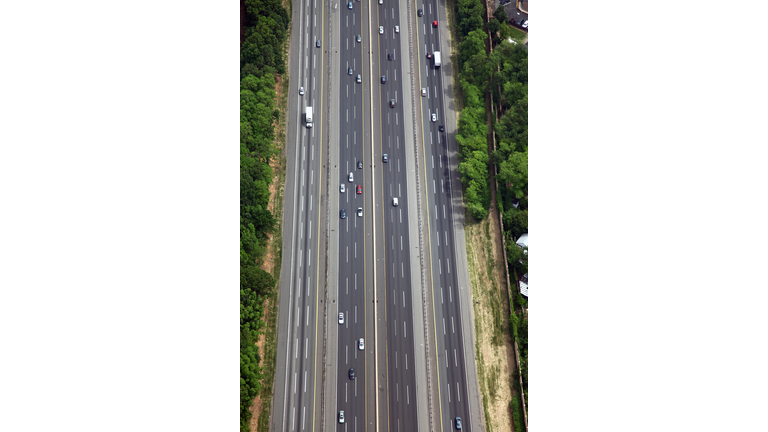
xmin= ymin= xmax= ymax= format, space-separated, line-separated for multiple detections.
xmin=465 ymin=203 xmax=519 ymax=432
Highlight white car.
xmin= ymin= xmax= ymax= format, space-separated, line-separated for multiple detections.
xmin=393 ymin=197 xmax=398 ymax=206
xmin=348 ymin=172 xmax=354 ymax=182
xmin=357 ymin=207 xmax=363 ymax=217
xmin=379 ymin=0 xmax=383 ymax=4
xmin=379 ymin=26 xmax=384 ymax=34
xmin=299 ymin=86 xmax=304 ymax=95
xmin=431 ymin=113 xmax=437 ymax=122
xmin=358 ymin=338 xmax=365 ymax=350
xmin=339 ymin=312 xmax=344 ymax=324
xmin=421 ymin=88 xmax=427 ymax=97
xmin=339 ymin=411 xmax=345 ymax=423
xmin=522 ymin=20 xmax=528 ymax=29
xmin=395 ymin=25 xmax=399 ymax=33
xmin=340 ymin=184 xmax=346 ymax=193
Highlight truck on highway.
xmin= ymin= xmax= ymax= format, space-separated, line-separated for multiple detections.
xmin=434 ymin=51 xmax=441 ymax=68
xmin=306 ymin=106 xmax=313 ymax=128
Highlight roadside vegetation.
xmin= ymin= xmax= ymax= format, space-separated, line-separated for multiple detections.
xmin=240 ymin=0 xmax=290 ymax=430
xmin=451 ymin=0 xmax=527 ymax=430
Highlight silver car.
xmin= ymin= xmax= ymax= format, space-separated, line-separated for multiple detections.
xmin=356 ymin=34 xmax=361 ymax=43
xmin=379 ymin=26 xmax=384 ymax=34
xmin=356 ymin=74 xmax=362 ymax=83
xmin=358 ymin=338 xmax=365 ymax=350
xmin=431 ymin=113 xmax=437 ymax=122
xmin=340 ymin=184 xmax=345 ymax=193
xmin=395 ymin=25 xmax=399 ymax=33
xmin=357 ymin=207 xmax=363 ymax=217
xmin=299 ymin=86 xmax=304 ymax=95
xmin=348 ymin=172 xmax=354 ymax=182
xmin=421 ymin=88 xmax=427 ymax=97
xmin=339 ymin=312 xmax=344 ymax=324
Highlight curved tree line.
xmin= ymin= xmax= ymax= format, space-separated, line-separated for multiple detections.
xmin=240 ymin=0 xmax=289 ymax=430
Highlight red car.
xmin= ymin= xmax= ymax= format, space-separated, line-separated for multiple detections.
xmin=432 ymin=20 xmax=438 ymax=28
xmin=426 ymin=52 xmax=432 ymax=59
xmin=356 ymin=185 xmax=362 ymax=194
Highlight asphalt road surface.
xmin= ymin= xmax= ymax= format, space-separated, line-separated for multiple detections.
xmin=413 ymin=2 xmax=478 ymax=431
xmin=275 ymin=0 xmax=482 ymax=431
xmin=273 ymin=0 xmax=329 ymax=431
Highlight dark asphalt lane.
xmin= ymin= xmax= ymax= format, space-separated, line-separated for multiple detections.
xmin=413 ymin=1 xmax=473 ymax=431
xmin=273 ymin=0 xmax=328 ymax=431
xmin=373 ymin=2 xmax=422 ymax=432
xmin=335 ymin=1 xmax=370 ymax=431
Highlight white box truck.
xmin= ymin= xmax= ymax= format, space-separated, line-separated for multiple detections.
xmin=306 ymin=106 xmax=313 ymax=128
xmin=434 ymin=51 xmax=441 ymax=67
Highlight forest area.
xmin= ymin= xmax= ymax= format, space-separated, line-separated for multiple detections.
xmin=452 ymin=0 xmax=528 ymax=424
xmin=240 ymin=0 xmax=290 ymax=430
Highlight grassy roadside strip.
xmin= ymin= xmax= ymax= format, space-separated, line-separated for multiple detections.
xmin=444 ymin=0 xmax=463 ymax=115
xmin=256 ymin=19 xmax=291 ymax=432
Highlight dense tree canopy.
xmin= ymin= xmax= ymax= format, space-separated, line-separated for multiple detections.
xmin=240 ymin=0 xmax=287 ymax=429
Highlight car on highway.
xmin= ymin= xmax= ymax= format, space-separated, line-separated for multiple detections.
xmin=357 ymin=34 xmax=361 ymax=43
xmin=348 ymin=172 xmax=354 ymax=182
xmin=393 ymin=197 xmax=398 ymax=206
xmin=339 ymin=312 xmax=344 ymax=324
xmin=431 ymin=113 xmax=437 ymax=122
xmin=387 ymin=53 xmax=392 ymax=61
xmin=390 ymin=99 xmax=396 ymax=108
xmin=348 ymin=66 xmax=353 ymax=75
xmin=358 ymin=338 xmax=364 ymax=350
xmin=439 ymin=124 xmax=445 ymax=132
xmin=356 ymin=185 xmax=362 ymax=194
xmin=421 ymin=88 xmax=427 ymax=97
xmin=417 ymin=8 xmax=423 ymax=16
xmin=340 ymin=209 xmax=346 ymax=219
xmin=395 ymin=25 xmax=399 ymax=33
xmin=299 ymin=86 xmax=304 ymax=95
xmin=356 ymin=74 xmax=362 ymax=83
xmin=357 ymin=207 xmax=363 ymax=217
xmin=316 ymin=39 xmax=321 ymax=47
xmin=379 ymin=0 xmax=382 ymax=4
xmin=381 ymin=75 xmax=386 ymax=84
xmin=349 ymin=368 xmax=355 ymax=379
xmin=339 ymin=411 xmax=345 ymax=423
xmin=348 ymin=1 xmax=352 ymax=8
xmin=379 ymin=26 xmax=384 ymax=34
xmin=382 ymin=153 xmax=388 ymax=163
xmin=426 ymin=52 xmax=432 ymax=59
xmin=340 ymin=184 xmax=346 ymax=193
xmin=455 ymin=417 xmax=461 ymax=430
xmin=433 ymin=20 xmax=438 ymax=28
xmin=357 ymin=160 xmax=363 ymax=169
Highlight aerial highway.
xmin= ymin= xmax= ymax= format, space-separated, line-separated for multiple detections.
xmin=273 ymin=0 xmax=328 ymax=431
xmin=275 ymin=0 xmax=482 ymax=432
xmin=412 ymin=1 xmax=483 ymax=431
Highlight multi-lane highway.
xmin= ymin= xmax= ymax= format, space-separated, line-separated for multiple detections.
xmin=274 ymin=0 xmax=327 ymax=431
xmin=372 ymin=2 xmax=423 ymax=432
xmin=275 ymin=1 xmax=483 ymax=432
xmin=414 ymin=2 xmax=478 ymax=431
xmin=334 ymin=0 xmax=374 ymax=431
